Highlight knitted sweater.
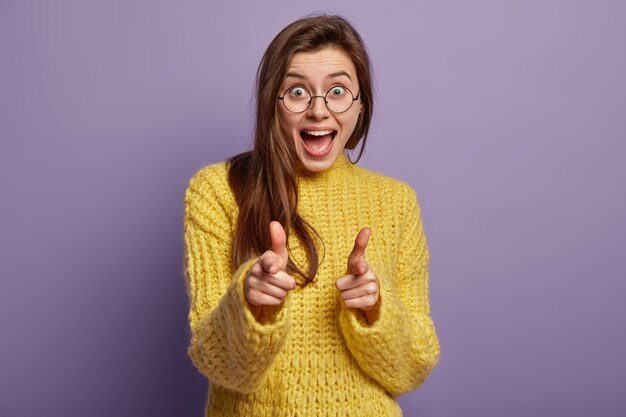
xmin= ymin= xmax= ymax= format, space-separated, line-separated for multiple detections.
xmin=183 ymin=152 xmax=440 ymax=416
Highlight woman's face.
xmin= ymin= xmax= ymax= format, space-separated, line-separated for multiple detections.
xmin=277 ymin=46 xmax=362 ymax=173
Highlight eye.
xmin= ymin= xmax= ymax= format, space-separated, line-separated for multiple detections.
xmin=288 ymin=87 xmax=308 ymax=98
xmin=329 ymin=86 xmax=346 ymax=97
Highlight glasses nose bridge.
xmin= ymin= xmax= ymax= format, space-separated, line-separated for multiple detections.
xmin=307 ymin=94 xmax=329 ymax=112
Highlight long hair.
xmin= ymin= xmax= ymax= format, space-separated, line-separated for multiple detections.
xmin=227 ymin=14 xmax=374 ymax=286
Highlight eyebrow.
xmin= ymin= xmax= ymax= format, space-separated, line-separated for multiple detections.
xmin=285 ymin=71 xmax=352 ymax=81
xmin=328 ymin=71 xmax=352 ymax=81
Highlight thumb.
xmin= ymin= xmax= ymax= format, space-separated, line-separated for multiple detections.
xmin=348 ymin=227 xmax=371 ymax=274
xmin=269 ymin=221 xmax=288 ymax=269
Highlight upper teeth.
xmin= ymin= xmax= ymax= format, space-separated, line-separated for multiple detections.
xmin=305 ymin=130 xmax=333 ymax=136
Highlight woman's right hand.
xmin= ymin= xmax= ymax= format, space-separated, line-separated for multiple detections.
xmin=245 ymin=221 xmax=297 ymax=310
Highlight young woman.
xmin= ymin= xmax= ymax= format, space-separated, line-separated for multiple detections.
xmin=183 ymin=14 xmax=440 ymax=416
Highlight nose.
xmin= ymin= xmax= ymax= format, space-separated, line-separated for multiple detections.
xmin=307 ymin=95 xmax=330 ymax=119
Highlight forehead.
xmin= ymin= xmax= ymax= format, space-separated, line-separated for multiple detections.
xmin=286 ymin=47 xmax=358 ymax=81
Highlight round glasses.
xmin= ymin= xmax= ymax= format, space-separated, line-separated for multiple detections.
xmin=278 ymin=86 xmax=359 ymax=114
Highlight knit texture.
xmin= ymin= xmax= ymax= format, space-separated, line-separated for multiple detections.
xmin=183 ymin=152 xmax=440 ymax=416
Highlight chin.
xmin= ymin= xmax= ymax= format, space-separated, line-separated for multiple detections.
xmin=296 ymin=145 xmax=342 ymax=173
xmin=299 ymin=159 xmax=334 ymax=172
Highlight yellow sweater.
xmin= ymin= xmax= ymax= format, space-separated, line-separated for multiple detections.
xmin=183 ymin=152 xmax=440 ymax=416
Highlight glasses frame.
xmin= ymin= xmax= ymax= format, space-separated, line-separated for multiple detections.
xmin=277 ymin=85 xmax=360 ymax=114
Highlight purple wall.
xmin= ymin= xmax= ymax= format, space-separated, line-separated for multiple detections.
xmin=1 ymin=1 xmax=625 ymax=416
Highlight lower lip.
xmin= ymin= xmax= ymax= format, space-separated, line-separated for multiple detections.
xmin=301 ymin=135 xmax=335 ymax=158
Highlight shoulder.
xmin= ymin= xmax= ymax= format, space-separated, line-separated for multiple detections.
xmin=185 ymin=161 xmax=231 ymax=201
xmin=184 ymin=160 xmax=237 ymax=234
xmin=353 ymin=164 xmax=420 ymax=207
xmin=188 ymin=161 xmax=228 ymax=188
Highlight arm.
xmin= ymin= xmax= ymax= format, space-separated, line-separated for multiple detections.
xmin=338 ymin=185 xmax=440 ymax=396
xmin=183 ymin=165 xmax=291 ymax=393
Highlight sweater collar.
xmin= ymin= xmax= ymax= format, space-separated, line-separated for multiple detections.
xmin=296 ymin=151 xmax=356 ymax=185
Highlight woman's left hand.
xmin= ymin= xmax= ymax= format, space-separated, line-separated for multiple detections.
xmin=335 ymin=227 xmax=380 ymax=311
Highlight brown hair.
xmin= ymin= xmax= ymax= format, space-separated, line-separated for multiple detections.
xmin=227 ymin=14 xmax=374 ymax=286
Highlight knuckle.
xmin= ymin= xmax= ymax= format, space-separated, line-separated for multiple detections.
xmin=266 ymin=296 xmax=281 ymax=306
xmin=247 ymin=291 xmax=260 ymax=305
xmin=245 ymin=273 xmax=256 ymax=286
xmin=254 ymin=273 xmax=267 ymax=285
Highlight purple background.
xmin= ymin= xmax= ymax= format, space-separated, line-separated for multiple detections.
xmin=1 ymin=1 xmax=625 ymax=416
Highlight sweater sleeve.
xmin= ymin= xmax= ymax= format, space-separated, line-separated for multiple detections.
xmin=338 ymin=185 xmax=440 ymax=396
xmin=183 ymin=165 xmax=291 ymax=393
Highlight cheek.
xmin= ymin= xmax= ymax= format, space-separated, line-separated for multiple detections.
xmin=277 ymin=107 xmax=298 ymax=133
xmin=342 ymin=111 xmax=361 ymax=134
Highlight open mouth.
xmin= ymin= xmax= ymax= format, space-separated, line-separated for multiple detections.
xmin=300 ymin=130 xmax=337 ymax=156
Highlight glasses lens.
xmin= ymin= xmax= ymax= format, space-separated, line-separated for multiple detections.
xmin=325 ymin=86 xmax=353 ymax=113
xmin=283 ymin=87 xmax=311 ymax=113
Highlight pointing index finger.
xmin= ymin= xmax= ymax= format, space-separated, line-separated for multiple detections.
xmin=348 ymin=227 xmax=371 ymax=273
